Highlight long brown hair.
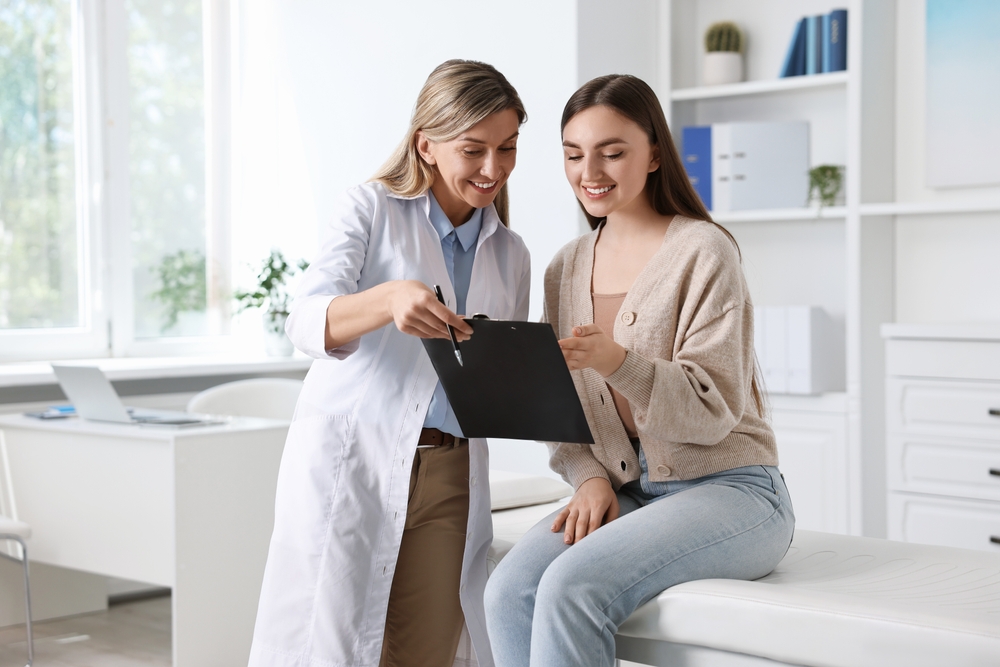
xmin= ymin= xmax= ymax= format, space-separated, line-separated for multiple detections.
xmin=372 ymin=59 xmax=527 ymax=227
xmin=562 ymin=74 xmax=766 ymax=417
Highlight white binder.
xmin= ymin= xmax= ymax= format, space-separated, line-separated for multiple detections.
xmin=711 ymin=122 xmax=810 ymax=212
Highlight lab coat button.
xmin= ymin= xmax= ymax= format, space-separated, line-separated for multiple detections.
xmin=656 ymin=465 xmax=671 ymax=476
xmin=470 ymin=476 xmax=477 ymax=487
xmin=621 ymin=311 xmax=635 ymax=325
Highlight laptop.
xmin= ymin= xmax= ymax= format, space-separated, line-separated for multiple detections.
xmin=50 ymin=364 xmax=226 ymax=427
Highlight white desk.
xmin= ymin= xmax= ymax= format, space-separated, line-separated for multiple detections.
xmin=0 ymin=414 xmax=288 ymax=667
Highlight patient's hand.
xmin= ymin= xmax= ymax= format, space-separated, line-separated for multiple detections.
xmin=558 ymin=324 xmax=627 ymax=377
xmin=551 ymin=477 xmax=619 ymax=545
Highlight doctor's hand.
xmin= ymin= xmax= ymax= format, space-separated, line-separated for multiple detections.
xmin=558 ymin=324 xmax=627 ymax=377
xmin=386 ymin=281 xmax=473 ymax=341
xmin=552 ymin=477 xmax=620 ymax=545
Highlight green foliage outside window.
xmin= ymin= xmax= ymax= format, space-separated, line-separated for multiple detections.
xmin=150 ymin=249 xmax=206 ymax=333
xmin=127 ymin=0 xmax=207 ymax=338
xmin=0 ymin=1 xmax=79 ymax=329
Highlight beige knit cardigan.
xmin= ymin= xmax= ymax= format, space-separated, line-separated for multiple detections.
xmin=543 ymin=216 xmax=778 ymax=490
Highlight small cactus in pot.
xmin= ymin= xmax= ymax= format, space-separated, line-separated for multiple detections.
xmin=703 ymin=21 xmax=745 ymax=85
xmin=705 ymin=22 xmax=744 ymax=53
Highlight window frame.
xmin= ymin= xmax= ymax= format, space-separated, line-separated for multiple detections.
xmin=0 ymin=0 xmax=235 ymax=362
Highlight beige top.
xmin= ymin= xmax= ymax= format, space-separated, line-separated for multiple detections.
xmin=543 ymin=216 xmax=778 ymax=490
xmin=592 ymin=293 xmax=638 ymax=437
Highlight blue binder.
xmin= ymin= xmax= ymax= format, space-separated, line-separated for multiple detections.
xmin=805 ymin=15 xmax=823 ymax=75
xmin=780 ymin=17 xmax=807 ymax=77
xmin=826 ymin=9 xmax=848 ymax=72
xmin=682 ymin=126 xmax=712 ymax=211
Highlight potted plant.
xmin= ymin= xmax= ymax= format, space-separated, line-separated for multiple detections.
xmin=808 ymin=165 xmax=845 ymax=209
xmin=234 ymin=249 xmax=309 ymax=356
xmin=150 ymin=249 xmax=207 ymax=335
xmin=704 ymin=21 xmax=744 ymax=86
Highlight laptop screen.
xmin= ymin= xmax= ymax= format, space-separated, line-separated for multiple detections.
xmin=50 ymin=365 xmax=133 ymax=423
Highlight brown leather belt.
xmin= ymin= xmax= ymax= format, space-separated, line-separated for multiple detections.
xmin=418 ymin=427 xmax=464 ymax=447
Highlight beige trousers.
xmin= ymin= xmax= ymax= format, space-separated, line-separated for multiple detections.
xmin=380 ymin=440 xmax=470 ymax=667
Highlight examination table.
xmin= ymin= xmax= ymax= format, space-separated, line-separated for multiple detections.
xmin=458 ymin=472 xmax=1000 ymax=667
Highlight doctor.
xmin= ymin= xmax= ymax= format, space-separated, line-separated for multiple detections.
xmin=248 ymin=60 xmax=530 ymax=667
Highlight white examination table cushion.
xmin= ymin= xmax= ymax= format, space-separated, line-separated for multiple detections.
xmin=616 ymin=530 xmax=1000 ymax=667
xmin=467 ymin=473 xmax=1000 ymax=667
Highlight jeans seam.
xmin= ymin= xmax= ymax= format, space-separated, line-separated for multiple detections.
xmin=760 ymin=464 xmax=778 ymax=495
xmin=600 ymin=499 xmax=784 ymax=618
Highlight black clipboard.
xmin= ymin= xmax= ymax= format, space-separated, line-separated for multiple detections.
xmin=422 ymin=319 xmax=594 ymax=444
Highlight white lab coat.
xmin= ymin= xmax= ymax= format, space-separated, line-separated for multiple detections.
xmin=248 ymin=182 xmax=530 ymax=667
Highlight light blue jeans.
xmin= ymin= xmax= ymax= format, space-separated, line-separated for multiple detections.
xmin=484 ymin=464 xmax=794 ymax=667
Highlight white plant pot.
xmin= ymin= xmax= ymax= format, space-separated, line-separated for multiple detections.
xmin=263 ymin=311 xmax=294 ymax=357
xmin=703 ymin=52 xmax=743 ymax=86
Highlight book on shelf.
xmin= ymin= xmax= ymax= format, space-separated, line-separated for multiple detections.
xmin=681 ymin=126 xmax=712 ymax=210
xmin=824 ymin=9 xmax=848 ymax=73
xmin=710 ymin=121 xmax=810 ymax=212
xmin=780 ymin=17 xmax=807 ymax=78
xmin=805 ymin=15 xmax=823 ymax=75
xmin=780 ymin=9 xmax=848 ymax=77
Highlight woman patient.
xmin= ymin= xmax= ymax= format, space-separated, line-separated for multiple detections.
xmin=484 ymin=74 xmax=794 ymax=667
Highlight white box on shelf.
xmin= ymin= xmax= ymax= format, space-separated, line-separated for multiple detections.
xmin=787 ymin=305 xmax=844 ymax=394
xmin=756 ymin=305 xmax=844 ymax=395
xmin=763 ymin=306 xmax=788 ymax=394
xmin=711 ymin=121 xmax=810 ymax=212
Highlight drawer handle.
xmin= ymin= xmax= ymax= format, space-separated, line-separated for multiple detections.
xmin=990 ymin=408 xmax=1000 ymax=417
xmin=992 ymin=536 xmax=1000 ymax=545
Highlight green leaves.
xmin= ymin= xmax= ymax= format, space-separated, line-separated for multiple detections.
xmin=149 ymin=248 xmax=206 ymax=332
xmin=234 ymin=249 xmax=309 ymax=318
xmin=808 ymin=165 xmax=844 ymax=208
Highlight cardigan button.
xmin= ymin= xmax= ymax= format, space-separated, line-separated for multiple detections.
xmin=621 ymin=460 xmax=627 ymax=471
xmin=621 ymin=311 xmax=636 ymax=326
xmin=656 ymin=464 xmax=672 ymax=476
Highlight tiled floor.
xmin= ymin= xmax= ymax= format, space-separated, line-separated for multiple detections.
xmin=0 ymin=596 xmax=170 ymax=667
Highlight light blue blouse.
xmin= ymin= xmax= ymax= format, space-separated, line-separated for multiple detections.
xmin=422 ymin=190 xmax=483 ymax=437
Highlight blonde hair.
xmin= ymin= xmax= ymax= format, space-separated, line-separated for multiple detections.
xmin=372 ymin=59 xmax=526 ymax=227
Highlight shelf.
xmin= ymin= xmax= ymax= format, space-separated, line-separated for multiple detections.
xmin=881 ymin=322 xmax=1000 ymax=342
xmin=711 ymin=206 xmax=847 ymax=223
xmin=671 ymin=71 xmax=849 ymax=102
xmin=859 ymin=200 xmax=1000 ymax=217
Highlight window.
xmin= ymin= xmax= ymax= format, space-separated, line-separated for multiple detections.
xmin=0 ymin=1 xmax=81 ymax=330
xmin=0 ymin=0 xmax=232 ymax=360
xmin=127 ymin=0 xmax=207 ymax=338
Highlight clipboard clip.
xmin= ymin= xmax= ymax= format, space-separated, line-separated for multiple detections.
xmin=469 ymin=313 xmax=491 ymax=321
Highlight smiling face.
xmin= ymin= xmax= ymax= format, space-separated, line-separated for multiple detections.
xmin=561 ymin=105 xmax=660 ymax=221
xmin=417 ymin=108 xmax=520 ymax=226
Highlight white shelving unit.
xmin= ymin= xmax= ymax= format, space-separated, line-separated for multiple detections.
xmin=671 ymin=70 xmax=848 ymax=101
xmin=660 ymin=0 xmax=896 ymax=537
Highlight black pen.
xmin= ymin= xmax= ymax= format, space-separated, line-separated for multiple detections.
xmin=433 ymin=285 xmax=464 ymax=367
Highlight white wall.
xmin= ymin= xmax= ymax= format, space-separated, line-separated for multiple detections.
xmin=234 ymin=0 xmax=584 ymax=477
xmin=234 ymin=0 xmax=580 ymax=322
xmin=894 ymin=0 xmax=1000 ymax=324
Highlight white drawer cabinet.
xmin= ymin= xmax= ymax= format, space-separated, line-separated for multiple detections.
xmin=772 ymin=409 xmax=849 ymax=534
xmin=887 ymin=379 xmax=1000 ymax=439
xmin=888 ymin=494 xmax=1000 ymax=551
xmin=770 ymin=393 xmax=850 ymax=534
xmin=882 ymin=324 xmax=1000 ymax=554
